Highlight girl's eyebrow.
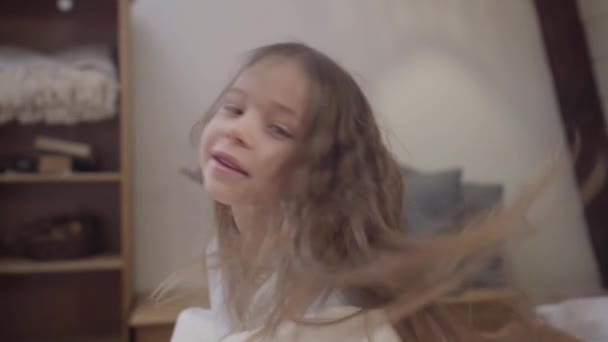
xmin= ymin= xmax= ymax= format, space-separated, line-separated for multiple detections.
xmin=269 ymin=100 xmax=297 ymax=118
xmin=229 ymin=87 xmax=298 ymax=117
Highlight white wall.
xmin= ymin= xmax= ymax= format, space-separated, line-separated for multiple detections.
xmin=131 ymin=0 xmax=601 ymax=302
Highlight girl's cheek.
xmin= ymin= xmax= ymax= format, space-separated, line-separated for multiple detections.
xmin=199 ymin=129 xmax=212 ymax=164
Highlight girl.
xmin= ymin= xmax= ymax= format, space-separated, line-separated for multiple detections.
xmin=171 ymin=42 xmax=576 ymax=341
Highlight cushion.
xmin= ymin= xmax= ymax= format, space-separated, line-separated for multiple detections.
xmin=461 ymin=182 xmax=504 ymax=287
xmin=401 ymin=166 xmax=505 ymax=287
xmin=401 ymin=168 xmax=464 ymax=236
xmin=462 ymin=182 xmax=504 ymax=219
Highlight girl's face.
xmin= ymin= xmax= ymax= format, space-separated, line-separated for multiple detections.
xmin=199 ymin=57 xmax=310 ymax=206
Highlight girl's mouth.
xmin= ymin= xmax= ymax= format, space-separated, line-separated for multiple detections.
xmin=211 ymin=152 xmax=249 ymax=176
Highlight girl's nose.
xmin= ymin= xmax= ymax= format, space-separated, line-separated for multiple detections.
xmin=226 ymin=111 xmax=255 ymax=147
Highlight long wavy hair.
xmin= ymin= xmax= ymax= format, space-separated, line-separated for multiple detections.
xmin=186 ymin=42 xmax=570 ymax=341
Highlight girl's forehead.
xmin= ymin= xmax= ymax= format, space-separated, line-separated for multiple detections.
xmin=232 ymin=57 xmax=311 ymax=116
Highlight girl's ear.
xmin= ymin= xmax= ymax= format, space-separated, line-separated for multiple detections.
xmin=180 ymin=166 xmax=203 ymax=185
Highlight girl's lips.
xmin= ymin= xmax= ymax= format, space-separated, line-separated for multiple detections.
xmin=211 ymin=151 xmax=249 ymax=176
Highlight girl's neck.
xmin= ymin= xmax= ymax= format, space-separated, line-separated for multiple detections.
xmin=231 ymin=203 xmax=276 ymax=235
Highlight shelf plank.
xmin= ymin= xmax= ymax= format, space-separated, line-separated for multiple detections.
xmin=130 ymin=292 xmax=210 ymax=327
xmin=0 ymin=172 xmax=122 ymax=184
xmin=22 ymin=334 xmax=122 ymax=342
xmin=0 ymin=254 xmax=123 ymax=274
xmin=64 ymin=335 xmax=121 ymax=342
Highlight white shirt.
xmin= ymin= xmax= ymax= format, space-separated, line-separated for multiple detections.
xmin=206 ymin=238 xmax=232 ymax=338
xmin=171 ymin=238 xmax=399 ymax=341
xmin=206 ymin=237 xmax=350 ymax=337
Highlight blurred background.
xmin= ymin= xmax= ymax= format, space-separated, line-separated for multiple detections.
xmin=1 ymin=0 xmax=607 ymax=341
xmin=132 ymin=0 xmax=604 ymax=301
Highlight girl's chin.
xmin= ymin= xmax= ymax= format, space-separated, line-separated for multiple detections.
xmin=204 ymin=181 xmax=244 ymax=206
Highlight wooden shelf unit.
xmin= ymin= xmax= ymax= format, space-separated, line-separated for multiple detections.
xmin=0 ymin=1 xmax=133 ymax=341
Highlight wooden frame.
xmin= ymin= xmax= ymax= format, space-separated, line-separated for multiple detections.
xmin=534 ymin=0 xmax=608 ymax=286
xmin=118 ymin=0 xmax=134 ymax=340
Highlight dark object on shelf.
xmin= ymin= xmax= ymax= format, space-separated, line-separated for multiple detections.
xmin=4 ymin=214 xmax=102 ymax=260
xmin=11 ymin=156 xmax=38 ymax=172
xmin=5 ymin=156 xmax=38 ymax=173
xmin=72 ymin=156 xmax=100 ymax=172
xmin=0 ymin=155 xmax=12 ymax=172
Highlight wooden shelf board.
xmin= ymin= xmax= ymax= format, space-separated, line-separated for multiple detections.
xmin=0 ymin=172 xmax=122 ymax=184
xmin=0 ymin=254 xmax=123 ymax=274
xmin=21 ymin=334 xmax=122 ymax=342
xmin=130 ymin=292 xmax=210 ymax=327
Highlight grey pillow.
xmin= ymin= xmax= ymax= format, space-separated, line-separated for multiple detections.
xmin=401 ymin=166 xmax=506 ymax=288
xmin=461 ymin=182 xmax=504 ymax=219
xmin=461 ymin=182 xmax=505 ymax=287
xmin=401 ymin=168 xmax=464 ymax=236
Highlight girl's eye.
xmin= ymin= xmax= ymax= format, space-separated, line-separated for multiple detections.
xmin=267 ymin=124 xmax=292 ymax=139
xmin=222 ymin=104 xmax=243 ymax=116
